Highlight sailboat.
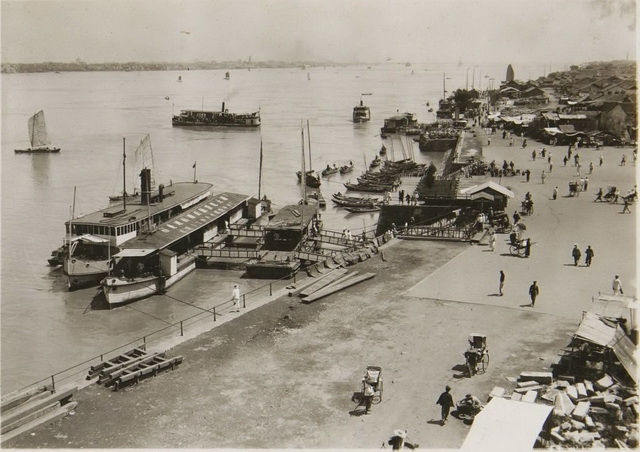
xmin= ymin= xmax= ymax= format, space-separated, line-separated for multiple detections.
xmin=109 ymin=134 xmax=155 ymax=202
xmin=15 ymin=110 xmax=61 ymax=153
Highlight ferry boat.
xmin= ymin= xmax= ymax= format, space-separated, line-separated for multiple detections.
xmin=172 ymin=102 xmax=260 ymax=127
xmin=102 ymin=190 xmax=253 ymax=307
xmin=64 ymin=170 xmax=216 ymax=291
xmin=245 ymin=204 xmax=318 ymax=279
xmin=353 ymin=100 xmax=371 ymax=123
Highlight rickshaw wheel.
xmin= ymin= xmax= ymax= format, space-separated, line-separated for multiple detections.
xmin=509 ymin=245 xmax=519 ymax=255
xmin=373 ymin=379 xmax=383 ymax=404
xmin=479 ymin=352 xmax=490 ymax=373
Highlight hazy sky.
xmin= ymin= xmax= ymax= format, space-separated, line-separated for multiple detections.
xmin=1 ymin=0 xmax=636 ymax=65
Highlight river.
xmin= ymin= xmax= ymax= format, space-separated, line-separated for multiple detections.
xmin=1 ymin=62 xmax=545 ymax=394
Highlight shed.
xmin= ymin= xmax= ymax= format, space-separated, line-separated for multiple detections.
xmin=461 ymin=397 xmax=553 ymax=451
xmin=573 ymin=311 xmax=637 ymax=383
xmin=459 ymin=181 xmax=514 ymax=211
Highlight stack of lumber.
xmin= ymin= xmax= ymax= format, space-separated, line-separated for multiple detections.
xmin=90 ymin=347 xmax=183 ymax=391
xmin=1 ymin=384 xmax=78 ymax=445
xmin=298 ymin=268 xmax=375 ymax=303
xmin=488 ymin=372 xmax=639 ymax=448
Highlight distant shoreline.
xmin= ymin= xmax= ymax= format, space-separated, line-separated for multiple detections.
xmin=2 ymin=61 xmax=359 ymax=74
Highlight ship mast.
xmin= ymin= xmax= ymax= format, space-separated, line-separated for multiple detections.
xmin=122 ymin=137 xmax=127 ymax=211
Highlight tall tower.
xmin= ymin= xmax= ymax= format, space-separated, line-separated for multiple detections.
xmin=506 ymin=64 xmax=515 ymax=82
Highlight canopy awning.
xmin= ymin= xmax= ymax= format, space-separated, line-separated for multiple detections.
xmin=543 ymin=127 xmax=563 ymax=135
xmin=75 ymin=234 xmax=109 ymax=244
xmin=461 ymin=397 xmax=553 ymax=451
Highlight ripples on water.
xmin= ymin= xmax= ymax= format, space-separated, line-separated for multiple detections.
xmin=1 ymin=63 xmax=540 ymax=392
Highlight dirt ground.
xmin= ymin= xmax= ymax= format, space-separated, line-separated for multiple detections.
xmin=6 ymin=128 xmax=635 ymax=449
xmin=6 ymin=239 xmax=576 ymax=449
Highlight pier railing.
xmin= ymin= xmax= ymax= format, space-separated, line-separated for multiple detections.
xmin=5 ymin=226 xmax=387 ymax=400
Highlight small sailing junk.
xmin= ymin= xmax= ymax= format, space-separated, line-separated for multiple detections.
xmin=15 ymin=110 xmax=61 ymax=153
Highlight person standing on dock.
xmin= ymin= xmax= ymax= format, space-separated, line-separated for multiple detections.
xmin=499 ymin=270 xmax=505 ymax=296
xmin=613 ymin=275 xmax=623 ymax=295
xmin=232 ymin=284 xmax=240 ymax=312
xmin=529 ymin=281 xmax=539 ymax=307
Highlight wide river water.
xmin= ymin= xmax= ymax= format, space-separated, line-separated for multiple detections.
xmin=1 ymin=62 xmax=544 ymax=394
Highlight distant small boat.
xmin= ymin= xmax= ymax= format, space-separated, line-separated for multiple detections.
xmin=340 ymin=162 xmax=354 ymax=174
xmin=177 ymin=75 xmax=183 ymax=83
xmin=344 ymin=206 xmax=380 ymax=213
xmin=322 ymin=165 xmax=339 ymax=177
xmin=225 ymin=72 xmax=230 ymax=80
xmin=14 ymin=110 xmax=61 ymax=153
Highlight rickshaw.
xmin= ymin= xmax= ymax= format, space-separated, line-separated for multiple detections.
xmin=464 ymin=334 xmax=489 ymax=376
xmin=509 ymin=235 xmax=530 ymax=257
xmin=362 ymin=366 xmax=383 ymax=404
xmin=489 ymin=211 xmax=510 ymax=233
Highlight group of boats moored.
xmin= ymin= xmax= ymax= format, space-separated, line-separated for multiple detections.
xmin=39 ymin=89 xmax=463 ymax=309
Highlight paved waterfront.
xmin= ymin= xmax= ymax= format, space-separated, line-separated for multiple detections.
xmin=5 ymin=130 xmax=636 ymax=449
xmin=407 ymin=129 xmax=637 ymax=318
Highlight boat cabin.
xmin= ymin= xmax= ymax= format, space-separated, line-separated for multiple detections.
xmin=381 ymin=112 xmax=419 ymax=134
xmin=263 ymin=204 xmax=319 ymax=251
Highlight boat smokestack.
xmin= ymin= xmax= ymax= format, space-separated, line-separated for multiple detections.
xmin=140 ymin=168 xmax=152 ymax=205
xmin=222 ymin=101 xmax=225 ymax=112
xmin=158 ymin=184 xmax=164 ymax=202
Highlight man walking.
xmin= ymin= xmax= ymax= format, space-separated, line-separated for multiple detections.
xmin=622 ymin=198 xmax=631 ymax=214
xmin=572 ymin=244 xmax=581 ymax=266
xmin=499 ymin=270 xmax=505 ymax=296
xmin=613 ymin=275 xmax=623 ymax=295
xmin=553 ymin=186 xmax=558 ymax=200
xmin=529 ymin=281 xmax=539 ymax=307
xmin=436 ymin=386 xmax=454 ymax=425
xmin=584 ymin=246 xmax=594 ymax=267
xmin=231 ymin=283 xmax=240 ymax=312
xmin=489 ymin=231 xmax=496 ymax=251
xmin=541 ymin=170 xmax=546 ymax=184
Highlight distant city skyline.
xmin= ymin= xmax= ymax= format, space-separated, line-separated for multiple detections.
xmin=1 ymin=0 xmax=636 ymax=66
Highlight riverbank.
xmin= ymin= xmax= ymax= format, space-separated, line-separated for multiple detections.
xmin=5 ymin=128 xmax=636 ymax=449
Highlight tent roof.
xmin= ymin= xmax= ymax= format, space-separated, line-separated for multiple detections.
xmin=574 ymin=311 xmax=617 ymax=346
xmin=574 ymin=311 xmax=638 ymax=383
xmin=461 ymin=397 xmax=553 ymax=451
xmin=459 ymin=181 xmax=515 ymax=198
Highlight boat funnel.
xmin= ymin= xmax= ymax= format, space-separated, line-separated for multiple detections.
xmin=140 ymin=168 xmax=152 ymax=205
xmin=158 ymin=184 xmax=165 ymax=202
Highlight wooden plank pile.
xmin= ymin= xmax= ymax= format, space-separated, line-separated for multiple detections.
xmin=1 ymin=384 xmax=78 ymax=445
xmin=88 ymin=347 xmax=183 ymax=391
xmin=300 ymin=269 xmax=375 ymax=303
xmin=488 ymin=371 xmax=638 ymax=448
